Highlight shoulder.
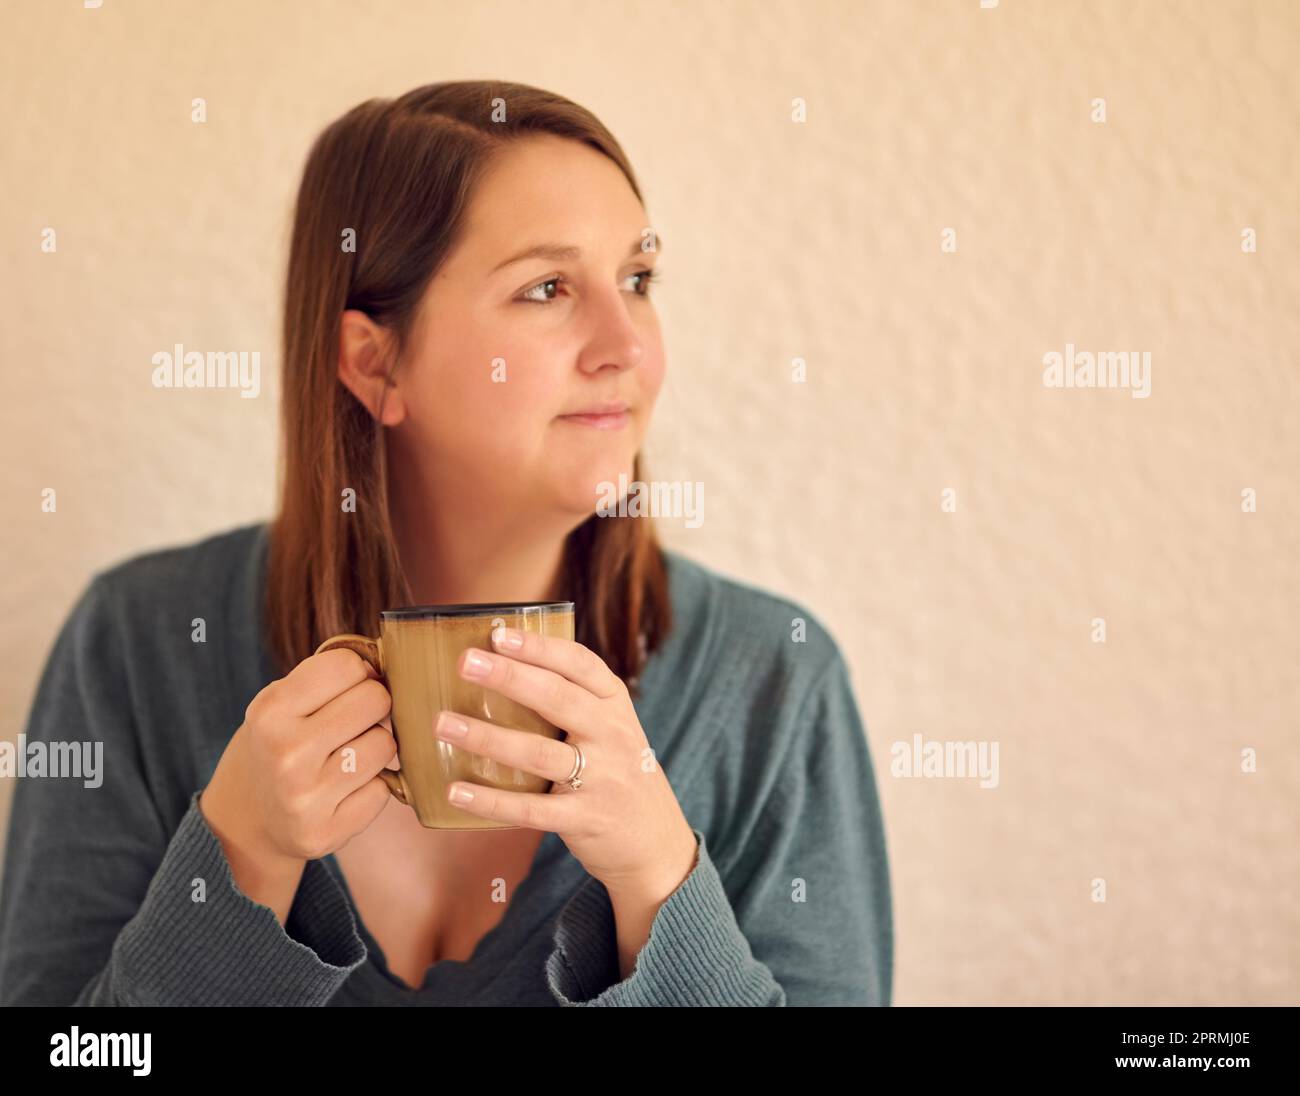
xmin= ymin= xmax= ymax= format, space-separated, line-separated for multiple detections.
xmin=59 ymin=523 xmax=270 ymax=669
xmin=28 ymin=522 xmax=269 ymax=740
xmin=650 ymin=551 xmax=870 ymax=861
xmin=86 ymin=522 xmax=267 ymax=619
xmin=659 ymin=548 xmax=848 ymax=710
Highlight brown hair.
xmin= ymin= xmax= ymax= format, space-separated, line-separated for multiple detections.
xmin=265 ymin=80 xmax=672 ymax=697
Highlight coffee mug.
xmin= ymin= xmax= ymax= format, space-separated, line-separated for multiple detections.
xmin=315 ymin=600 xmax=575 ymax=830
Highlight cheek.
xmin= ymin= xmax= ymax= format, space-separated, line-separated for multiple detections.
xmin=404 ymin=303 xmax=664 ymax=473
xmin=412 ymin=325 xmax=559 ymax=432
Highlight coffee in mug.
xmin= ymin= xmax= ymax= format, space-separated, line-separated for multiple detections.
xmin=315 ymin=601 xmax=575 ymax=830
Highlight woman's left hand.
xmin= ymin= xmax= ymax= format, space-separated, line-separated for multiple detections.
xmin=434 ymin=625 xmax=700 ymax=906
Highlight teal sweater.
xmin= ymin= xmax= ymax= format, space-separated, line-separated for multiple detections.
xmin=0 ymin=524 xmax=892 ymax=1006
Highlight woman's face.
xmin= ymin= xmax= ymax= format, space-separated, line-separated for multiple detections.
xmin=379 ymin=134 xmax=666 ymax=526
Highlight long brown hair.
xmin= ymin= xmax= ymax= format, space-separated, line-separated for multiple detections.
xmin=265 ymin=80 xmax=672 ymax=697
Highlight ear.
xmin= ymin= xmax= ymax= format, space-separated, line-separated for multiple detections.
xmin=338 ymin=309 xmax=405 ymax=426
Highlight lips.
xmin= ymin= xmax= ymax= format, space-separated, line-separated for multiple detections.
xmin=560 ymin=401 xmax=629 ymax=417
xmin=558 ymin=402 xmax=631 ymax=430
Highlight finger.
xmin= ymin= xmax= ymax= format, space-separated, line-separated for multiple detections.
xmin=290 ymin=648 xmax=379 ymax=716
xmin=325 ymin=724 xmax=398 ymax=793
xmin=445 ymin=781 xmax=578 ymax=832
xmin=331 ymin=774 xmax=394 ymax=841
xmin=488 ymin=627 xmax=625 ymax=700
xmin=458 ymin=647 xmax=598 ymax=738
xmin=309 ymin=677 xmax=392 ymax=755
xmin=377 ymin=712 xmax=400 ymax=770
xmin=434 ymin=710 xmax=579 ymax=783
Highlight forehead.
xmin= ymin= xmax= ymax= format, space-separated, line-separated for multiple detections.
xmin=454 ymin=135 xmax=644 ymax=266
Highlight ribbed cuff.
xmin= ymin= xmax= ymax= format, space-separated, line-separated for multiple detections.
xmin=113 ymin=791 xmax=366 ymax=1006
xmin=545 ymin=828 xmax=784 ymax=1006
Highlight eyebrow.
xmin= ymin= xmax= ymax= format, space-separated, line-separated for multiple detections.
xmin=491 ymin=233 xmax=664 ymax=274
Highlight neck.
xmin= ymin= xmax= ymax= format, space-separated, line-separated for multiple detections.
xmin=388 ymin=482 xmax=575 ymax=609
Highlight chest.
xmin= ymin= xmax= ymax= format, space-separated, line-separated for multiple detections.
xmin=332 ymin=818 xmax=546 ymax=989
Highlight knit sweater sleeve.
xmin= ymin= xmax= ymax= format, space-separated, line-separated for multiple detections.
xmin=0 ymin=576 xmax=367 ymax=1006
xmin=543 ymin=652 xmax=894 ymax=1006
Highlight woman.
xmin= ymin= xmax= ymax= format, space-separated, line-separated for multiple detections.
xmin=0 ymin=81 xmax=892 ymax=1006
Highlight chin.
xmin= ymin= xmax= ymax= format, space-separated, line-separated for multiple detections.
xmin=552 ymin=465 xmax=635 ymax=518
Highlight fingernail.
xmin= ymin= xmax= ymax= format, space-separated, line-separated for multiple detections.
xmin=461 ymin=650 xmax=493 ymax=679
xmin=435 ymin=712 xmax=468 ymax=741
xmin=449 ymin=784 xmax=475 ymax=804
xmin=492 ymin=625 xmax=523 ymax=650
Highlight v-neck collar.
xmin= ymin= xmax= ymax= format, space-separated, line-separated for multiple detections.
xmin=320 ymin=827 xmax=574 ymax=993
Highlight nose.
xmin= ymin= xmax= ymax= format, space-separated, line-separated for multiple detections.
xmin=576 ymin=285 xmax=646 ymax=376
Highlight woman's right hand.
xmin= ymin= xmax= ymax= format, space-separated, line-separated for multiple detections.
xmin=198 ymin=648 xmax=398 ymax=922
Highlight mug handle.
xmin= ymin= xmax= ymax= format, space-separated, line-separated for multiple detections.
xmin=314 ymin=633 xmax=410 ymax=807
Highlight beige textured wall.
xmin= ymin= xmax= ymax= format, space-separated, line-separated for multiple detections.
xmin=2 ymin=0 xmax=1296 ymax=1005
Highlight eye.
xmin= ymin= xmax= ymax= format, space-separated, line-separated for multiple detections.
xmin=627 ymin=268 xmax=662 ymax=296
xmin=517 ymin=268 xmax=663 ymax=306
xmin=519 ymin=276 xmax=565 ymax=305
